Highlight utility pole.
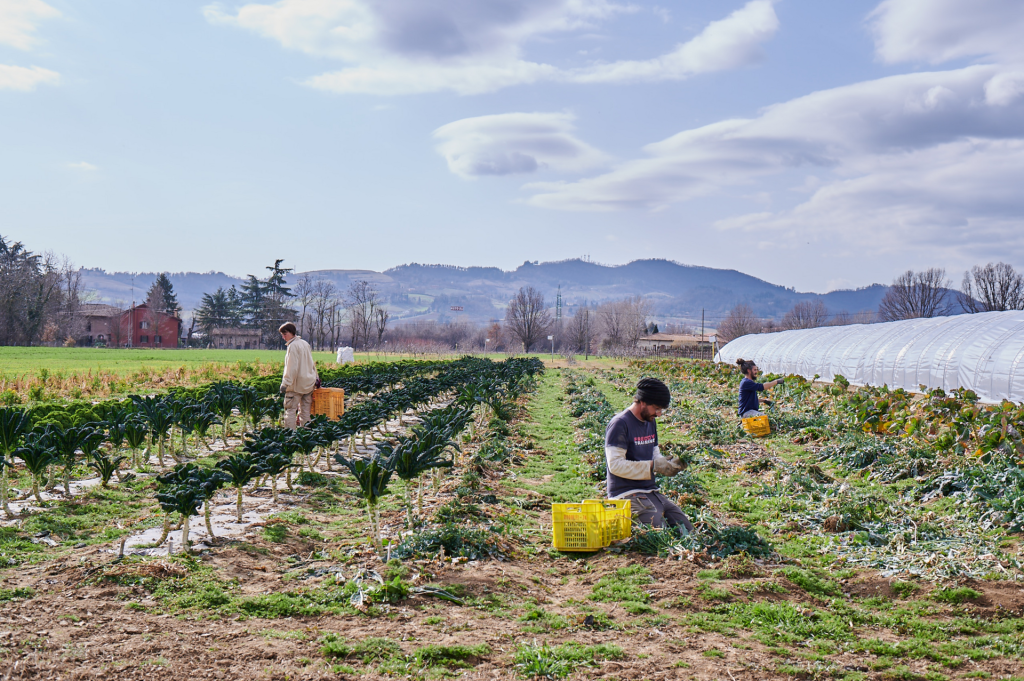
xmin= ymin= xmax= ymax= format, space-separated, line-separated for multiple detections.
xmin=555 ymin=285 xmax=562 ymax=323
xmin=584 ymin=307 xmax=591 ymax=360
xmin=701 ymin=308 xmax=705 ymax=360
xmin=129 ymin=273 xmax=136 ymax=349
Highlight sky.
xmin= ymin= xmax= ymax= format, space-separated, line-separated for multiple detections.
xmin=2 ymin=0 xmax=1023 ymax=293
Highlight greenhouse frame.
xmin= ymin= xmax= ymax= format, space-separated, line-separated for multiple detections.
xmin=714 ymin=311 xmax=1024 ymax=403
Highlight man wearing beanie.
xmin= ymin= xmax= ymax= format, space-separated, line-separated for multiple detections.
xmin=605 ymin=377 xmax=695 ymax=532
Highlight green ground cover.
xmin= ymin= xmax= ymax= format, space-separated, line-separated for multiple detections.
xmin=1 ymin=356 xmax=1023 ymax=680
xmin=0 ymin=347 xmax=356 ymax=377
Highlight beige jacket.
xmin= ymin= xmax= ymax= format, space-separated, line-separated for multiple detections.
xmin=281 ymin=336 xmax=318 ymax=395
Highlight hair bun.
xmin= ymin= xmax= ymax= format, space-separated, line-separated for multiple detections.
xmin=735 ymin=358 xmax=745 ymax=366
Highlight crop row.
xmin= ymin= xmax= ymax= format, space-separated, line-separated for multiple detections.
xmin=0 ymin=356 xmax=544 ymax=556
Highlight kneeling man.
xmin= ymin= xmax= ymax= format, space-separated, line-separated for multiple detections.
xmin=605 ymin=378 xmax=694 ymax=532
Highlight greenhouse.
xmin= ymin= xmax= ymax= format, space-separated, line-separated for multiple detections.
xmin=714 ymin=310 xmax=1024 ymax=403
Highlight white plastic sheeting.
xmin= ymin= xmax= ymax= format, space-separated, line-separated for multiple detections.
xmin=714 ymin=311 xmax=1024 ymax=403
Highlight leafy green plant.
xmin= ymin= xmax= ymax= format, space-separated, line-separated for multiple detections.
xmin=513 ymin=642 xmax=624 ymax=680
xmin=334 ymin=452 xmax=393 ymax=554
xmin=88 ymin=452 xmax=125 ymax=488
xmin=122 ymin=417 xmax=149 ymax=468
xmin=379 ymin=427 xmax=456 ymax=527
xmin=13 ymin=435 xmax=54 ymax=503
xmin=132 ymin=396 xmax=174 ymax=468
xmin=0 ymin=408 xmax=30 ymax=517
xmin=930 ymin=586 xmax=981 ymax=605
xmin=216 ymin=453 xmax=260 ymax=522
xmin=207 ymin=383 xmax=241 ymax=443
xmin=155 ymin=480 xmax=204 ymax=553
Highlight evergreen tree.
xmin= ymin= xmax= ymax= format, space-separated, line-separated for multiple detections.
xmin=238 ymin=260 xmax=296 ymax=348
xmin=239 ymin=274 xmax=266 ymax=330
xmin=147 ymin=273 xmax=180 ymax=315
xmin=195 ymin=287 xmax=244 ymax=340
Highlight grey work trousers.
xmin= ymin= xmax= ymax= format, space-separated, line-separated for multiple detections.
xmin=624 ymin=490 xmax=695 ymax=533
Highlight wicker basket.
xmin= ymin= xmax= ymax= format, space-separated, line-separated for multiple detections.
xmin=311 ymin=388 xmax=345 ymax=421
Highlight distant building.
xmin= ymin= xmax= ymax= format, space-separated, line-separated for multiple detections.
xmin=79 ymin=303 xmax=125 ymax=346
xmin=637 ymin=333 xmax=711 ymax=351
xmin=122 ymin=304 xmax=181 ymax=348
xmin=209 ymin=327 xmax=262 ymax=350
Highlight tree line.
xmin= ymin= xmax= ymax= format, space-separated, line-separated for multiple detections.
xmin=717 ymin=261 xmax=1024 ymax=342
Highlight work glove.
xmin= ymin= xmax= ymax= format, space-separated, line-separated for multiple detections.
xmin=775 ymin=377 xmax=785 ymax=385
xmin=652 ymin=454 xmax=683 ymax=477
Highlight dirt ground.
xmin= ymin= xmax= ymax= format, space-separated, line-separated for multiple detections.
xmin=4 ymin=541 xmax=1024 ymax=680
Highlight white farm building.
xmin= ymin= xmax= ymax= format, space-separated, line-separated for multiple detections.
xmin=714 ymin=311 xmax=1024 ymax=404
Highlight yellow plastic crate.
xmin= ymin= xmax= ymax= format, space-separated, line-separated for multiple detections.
xmin=552 ymin=500 xmax=632 ymax=551
xmin=741 ymin=414 xmax=771 ymax=437
xmin=552 ymin=502 xmax=605 ymax=551
xmin=583 ymin=499 xmax=632 ymax=543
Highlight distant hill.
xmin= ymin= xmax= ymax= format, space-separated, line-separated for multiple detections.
xmin=79 ymin=259 xmax=889 ymax=327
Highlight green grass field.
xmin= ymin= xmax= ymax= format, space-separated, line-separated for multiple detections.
xmin=0 ymin=347 xmax=400 ymax=378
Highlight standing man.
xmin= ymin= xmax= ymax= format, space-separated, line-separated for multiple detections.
xmin=605 ymin=377 xmax=694 ymax=532
xmin=279 ymin=322 xmax=318 ymax=429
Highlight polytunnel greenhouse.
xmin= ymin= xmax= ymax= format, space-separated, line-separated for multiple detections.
xmin=714 ymin=310 xmax=1024 ymax=403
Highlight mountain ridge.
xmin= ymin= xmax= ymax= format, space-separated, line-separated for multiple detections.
xmin=79 ymin=259 xmax=888 ymax=325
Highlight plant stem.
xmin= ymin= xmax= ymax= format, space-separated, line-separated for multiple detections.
xmin=205 ymin=500 xmax=215 ymax=538
xmin=156 ymin=516 xmax=170 ymax=546
xmin=404 ymin=479 xmax=414 ymax=528
xmin=181 ymin=514 xmax=190 ymax=554
xmin=1 ymin=465 xmax=12 ymax=518
xmin=417 ymin=476 xmax=423 ymax=521
xmin=236 ymin=486 xmax=244 ymax=523
xmin=366 ymin=501 xmax=381 ymax=555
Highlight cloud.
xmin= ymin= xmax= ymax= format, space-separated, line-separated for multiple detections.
xmin=433 ymin=112 xmax=608 ymax=178
xmin=0 ymin=0 xmax=60 ymax=50
xmin=0 ymin=63 xmax=58 ymax=90
xmin=869 ymin=0 xmax=1024 ymax=64
xmin=0 ymin=1 xmax=61 ymax=92
xmin=568 ymin=0 xmax=778 ymax=84
xmin=715 ymin=139 xmax=1024 ymax=261
xmin=66 ymin=161 xmax=98 ymax=171
xmin=526 ymin=64 xmax=1024 ymax=211
xmin=205 ymin=0 xmax=779 ymax=95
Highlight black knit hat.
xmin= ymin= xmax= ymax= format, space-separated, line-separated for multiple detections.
xmin=635 ymin=377 xmax=671 ymax=408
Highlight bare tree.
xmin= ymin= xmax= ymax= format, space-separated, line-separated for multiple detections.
xmin=565 ymin=307 xmax=598 ymax=355
xmin=293 ymin=273 xmax=316 ymax=337
xmin=505 ymin=286 xmax=551 ymax=352
xmin=375 ymin=306 xmax=390 ymax=348
xmin=598 ymin=301 xmax=627 ymax=349
xmin=718 ymin=304 xmax=761 ymax=343
xmin=781 ymin=299 xmax=829 ymax=330
xmin=878 ymin=268 xmax=953 ymax=321
xmin=829 ymin=310 xmax=875 ymax=326
xmin=623 ymin=296 xmax=652 ymax=347
xmin=486 ymin=321 xmax=505 ymax=352
xmin=308 ymin=279 xmax=338 ymax=350
xmin=346 ymin=280 xmax=381 ymax=349
xmin=959 ymin=262 xmax=1024 ymax=313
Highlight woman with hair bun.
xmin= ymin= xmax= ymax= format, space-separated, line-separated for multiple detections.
xmin=735 ymin=358 xmax=784 ymax=418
